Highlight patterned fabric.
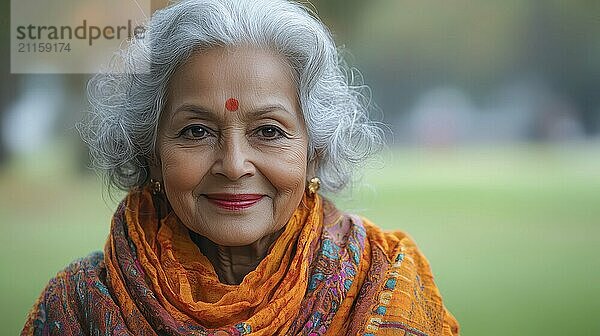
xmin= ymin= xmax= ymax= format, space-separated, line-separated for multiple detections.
xmin=22 ymin=188 xmax=459 ymax=335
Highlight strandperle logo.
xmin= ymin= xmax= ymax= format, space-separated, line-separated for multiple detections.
xmin=11 ymin=0 xmax=151 ymax=74
xmin=15 ymin=20 xmax=146 ymax=46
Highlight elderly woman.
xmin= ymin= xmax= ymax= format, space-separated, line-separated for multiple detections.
xmin=23 ymin=0 xmax=458 ymax=335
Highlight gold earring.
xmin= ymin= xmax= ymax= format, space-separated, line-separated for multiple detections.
xmin=150 ymin=179 xmax=162 ymax=195
xmin=308 ymin=177 xmax=321 ymax=195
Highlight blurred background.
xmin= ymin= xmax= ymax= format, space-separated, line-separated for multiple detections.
xmin=1 ymin=0 xmax=599 ymax=334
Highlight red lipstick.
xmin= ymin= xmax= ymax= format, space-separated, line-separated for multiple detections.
xmin=204 ymin=193 xmax=264 ymax=210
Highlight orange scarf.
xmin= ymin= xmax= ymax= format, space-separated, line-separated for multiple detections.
xmin=23 ymin=188 xmax=459 ymax=335
xmin=106 ymin=188 xmax=323 ymax=334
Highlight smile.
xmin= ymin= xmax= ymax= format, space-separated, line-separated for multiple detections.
xmin=203 ymin=193 xmax=264 ymax=211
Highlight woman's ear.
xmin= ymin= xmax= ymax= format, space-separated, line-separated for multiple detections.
xmin=145 ymin=154 xmax=170 ymax=216
xmin=306 ymin=147 xmax=323 ymax=179
xmin=147 ymin=154 xmax=163 ymax=182
xmin=306 ymin=157 xmax=318 ymax=179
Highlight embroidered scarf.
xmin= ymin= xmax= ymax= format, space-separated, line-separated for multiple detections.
xmin=23 ymin=188 xmax=459 ymax=335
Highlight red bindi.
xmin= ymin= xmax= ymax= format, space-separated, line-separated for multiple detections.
xmin=225 ymin=98 xmax=239 ymax=111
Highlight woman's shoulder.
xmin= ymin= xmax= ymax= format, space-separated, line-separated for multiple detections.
xmin=22 ymin=251 xmax=111 ymax=335
xmin=36 ymin=250 xmax=106 ymax=289
xmin=62 ymin=250 xmax=106 ymax=273
xmin=46 ymin=251 xmax=107 ymax=288
xmin=322 ymin=199 xmax=429 ymax=265
xmin=352 ymin=216 xmax=460 ymax=335
xmin=357 ymin=216 xmax=425 ymax=263
xmin=355 ymin=217 xmax=443 ymax=300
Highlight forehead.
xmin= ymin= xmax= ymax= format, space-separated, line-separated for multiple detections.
xmin=167 ymin=47 xmax=298 ymax=109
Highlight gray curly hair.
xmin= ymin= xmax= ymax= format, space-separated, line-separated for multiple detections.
xmin=81 ymin=0 xmax=383 ymax=193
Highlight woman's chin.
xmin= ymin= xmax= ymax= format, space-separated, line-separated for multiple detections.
xmin=210 ymin=236 xmax=260 ymax=247
xmin=198 ymin=228 xmax=270 ymax=247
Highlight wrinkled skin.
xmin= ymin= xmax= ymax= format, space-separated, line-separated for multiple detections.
xmin=154 ymin=47 xmax=309 ymax=284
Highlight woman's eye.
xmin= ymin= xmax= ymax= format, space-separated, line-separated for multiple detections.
xmin=256 ymin=126 xmax=284 ymax=139
xmin=180 ymin=125 xmax=210 ymax=139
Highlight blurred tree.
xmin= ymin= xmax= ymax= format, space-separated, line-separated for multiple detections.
xmin=329 ymin=0 xmax=600 ymax=134
xmin=309 ymin=0 xmax=367 ymax=41
xmin=350 ymin=0 xmax=527 ymax=114
xmin=0 ymin=0 xmax=18 ymax=166
xmin=525 ymin=0 xmax=600 ymax=134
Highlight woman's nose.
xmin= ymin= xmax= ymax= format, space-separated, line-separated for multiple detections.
xmin=210 ymin=134 xmax=255 ymax=181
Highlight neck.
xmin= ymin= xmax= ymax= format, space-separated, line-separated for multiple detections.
xmin=189 ymin=229 xmax=284 ymax=285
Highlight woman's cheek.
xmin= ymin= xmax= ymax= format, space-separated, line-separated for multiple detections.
xmin=259 ymin=144 xmax=307 ymax=192
xmin=160 ymin=145 xmax=208 ymax=191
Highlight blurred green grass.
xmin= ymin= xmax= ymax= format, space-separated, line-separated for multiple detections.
xmin=1 ymin=143 xmax=599 ymax=335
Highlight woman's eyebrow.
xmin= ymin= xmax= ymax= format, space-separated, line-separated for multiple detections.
xmin=172 ymin=103 xmax=293 ymax=117
xmin=250 ymin=104 xmax=293 ymax=117
xmin=172 ymin=104 xmax=213 ymax=118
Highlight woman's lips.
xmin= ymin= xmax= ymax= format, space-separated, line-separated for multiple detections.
xmin=204 ymin=193 xmax=264 ymax=210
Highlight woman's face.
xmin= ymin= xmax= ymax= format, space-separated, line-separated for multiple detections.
xmin=157 ymin=47 xmax=308 ymax=246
